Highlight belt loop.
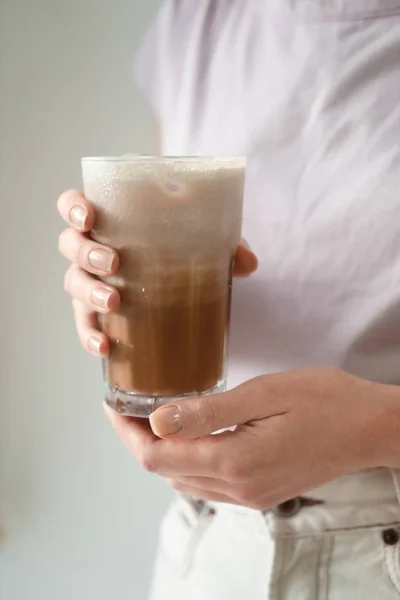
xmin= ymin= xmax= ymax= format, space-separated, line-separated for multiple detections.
xmin=390 ymin=469 xmax=400 ymax=507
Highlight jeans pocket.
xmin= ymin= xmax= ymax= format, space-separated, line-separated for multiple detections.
xmin=383 ymin=527 xmax=400 ymax=594
xmin=157 ymin=495 xmax=215 ymax=578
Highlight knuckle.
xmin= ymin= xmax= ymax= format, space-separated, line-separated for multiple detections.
xmin=234 ymin=461 xmax=249 ymax=481
xmin=72 ymin=297 xmax=82 ymax=315
xmin=140 ymin=450 xmax=158 ymax=473
xmin=58 ymin=228 xmax=69 ymax=253
xmin=195 ymin=398 xmax=217 ymax=429
xmin=71 ymin=298 xmax=80 ymax=315
xmin=60 ymin=189 xmax=82 ymax=202
xmin=77 ymin=327 xmax=87 ymax=348
xmin=58 ymin=189 xmax=81 ymax=212
xmin=247 ymin=498 xmax=265 ymax=511
xmin=63 ymin=267 xmax=74 ymax=293
xmin=57 ymin=190 xmax=69 ymax=211
xmin=218 ymin=458 xmax=236 ymax=480
xmin=199 ymin=443 xmax=216 ymax=475
xmin=220 ymin=457 xmax=247 ymax=482
xmin=75 ymin=237 xmax=89 ymax=265
xmin=169 ymin=479 xmax=183 ymax=492
xmin=234 ymin=487 xmax=255 ymax=504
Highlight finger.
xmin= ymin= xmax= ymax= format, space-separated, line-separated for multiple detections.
xmin=105 ymin=404 xmax=155 ymax=445
xmin=64 ymin=266 xmax=120 ymax=314
xmin=57 ymin=189 xmax=95 ymax=232
xmin=150 ymin=377 xmax=288 ymax=439
xmin=172 ymin=481 xmax=276 ymax=511
xmin=58 ymin=228 xmax=119 ymax=276
xmin=105 ymin=405 xmax=234 ymax=476
xmin=171 ymin=474 xmax=266 ymax=505
xmin=73 ymin=299 xmax=110 ymax=356
xmin=171 ymin=475 xmax=231 ymax=496
xmin=104 ymin=405 xmax=165 ymax=469
xmin=233 ymin=239 xmax=258 ymax=277
xmin=169 ymin=481 xmax=239 ymax=505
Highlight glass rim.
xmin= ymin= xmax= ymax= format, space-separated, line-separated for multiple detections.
xmin=81 ymin=155 xmax=246 ymax=164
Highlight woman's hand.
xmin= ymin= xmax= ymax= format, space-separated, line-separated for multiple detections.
xmin=105 ymin=367 xmax=395 ymax=509
xmin=58 ymin=190 xmax=120 ymax=356
xmin=58 ymin=189 xmax=258 ymax=356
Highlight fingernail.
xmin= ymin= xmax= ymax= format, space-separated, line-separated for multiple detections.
xmin=88 ymin=249 xmax=115 ymax=273
xmin=241 ymin=239 xmax=251 ymax=250
xmin=88 ymin=336 xmax=103 ymax=355
xmin=69 ymin=205 xmax=87 ymax=229
xmin=150 ymin=405 xmax=182 ymax=437
xmin=91 ymin=287 xmax=113 ymax=312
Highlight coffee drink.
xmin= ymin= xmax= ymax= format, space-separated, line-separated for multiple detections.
xmin=82 ymin=157 xmax=245 ymax=417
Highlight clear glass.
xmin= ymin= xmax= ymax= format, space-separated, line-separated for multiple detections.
xmin=82 ymin=156 xmax=245 ymax=417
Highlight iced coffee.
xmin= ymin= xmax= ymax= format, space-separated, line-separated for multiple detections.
xmin=82 ymin=156 xmax=245 ymax=417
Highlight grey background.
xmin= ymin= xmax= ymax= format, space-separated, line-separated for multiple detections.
xmin=0 ymin=1 xmax=172 ymax=599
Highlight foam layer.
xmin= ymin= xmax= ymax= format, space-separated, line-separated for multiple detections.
xmin=82 ymin=156 xmax=246 ymax=182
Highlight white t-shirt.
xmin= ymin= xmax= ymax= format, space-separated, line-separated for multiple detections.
xmin=135 ymin=0 xmax=400 ymax=390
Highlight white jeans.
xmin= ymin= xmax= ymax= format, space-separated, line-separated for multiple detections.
xmin=150 ymin=469 xmax=400 ymax=599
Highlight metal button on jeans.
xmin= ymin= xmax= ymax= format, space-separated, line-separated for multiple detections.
xmin=272 ymin=497 xmax=302 ymax=518
xmin=382 ymin=529 xmax=399 ymax=546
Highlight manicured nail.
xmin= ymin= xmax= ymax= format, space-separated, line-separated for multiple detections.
xmin=150 ymin=405 xmax=182 ymax=437
xmin=88 ymin=336 xmax=103 ymax=355
xmin=69 ymin=205 xmax=88 ymax=229
xmin=91 ymin=287 xmax=113 ymax=312
xmin=88 ymin=249 xmax=115 ymax=273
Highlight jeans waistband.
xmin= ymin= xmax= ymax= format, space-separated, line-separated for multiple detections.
xmin=205 ymin=469 xmax=400 ymax=538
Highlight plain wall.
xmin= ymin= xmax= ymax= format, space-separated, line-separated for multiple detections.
xmin=0 ymin=1 xmax=173 ymax=599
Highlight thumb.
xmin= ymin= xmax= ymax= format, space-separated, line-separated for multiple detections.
xmin=149 ymin=377 xmax=280 ymax=439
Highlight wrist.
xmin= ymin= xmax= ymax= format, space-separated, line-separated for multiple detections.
xmin=361 ymin=381 xmax=400 ymax=469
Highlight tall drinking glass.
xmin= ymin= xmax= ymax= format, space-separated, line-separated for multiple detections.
xmin=82 ymin=156 xmax=245 ymax=417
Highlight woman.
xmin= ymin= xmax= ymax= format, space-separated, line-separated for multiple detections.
xmin=58 ymin=1 xmax=400 ymax=598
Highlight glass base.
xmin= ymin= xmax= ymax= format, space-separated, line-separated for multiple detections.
xmin=104 ymin=380 xmax=227 ymax=418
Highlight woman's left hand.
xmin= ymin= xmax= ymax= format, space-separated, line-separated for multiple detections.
xmin=105 ymin=367 xmax=394 ymax=509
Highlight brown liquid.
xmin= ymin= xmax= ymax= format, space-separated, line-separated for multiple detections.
xmin=102 ymin=266 xmax=232 ymax=396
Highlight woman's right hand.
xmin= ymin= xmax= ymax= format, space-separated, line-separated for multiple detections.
xmin=57 ymin=190 xmax=120 ymax=357
xmin=58 ymin=189 xmax=258 ymax=357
